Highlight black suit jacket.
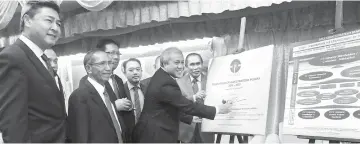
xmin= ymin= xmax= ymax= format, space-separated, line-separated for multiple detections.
xmin=67 ymin=78 xmax=127 ymax=143
xmin=132 ymin=68 xmax=216 ymax=143
xmin=79 ymin=74 xmax=132 ymax=142
xmin=0 ymin=40 xmax=66 ymax=142
xmin=140 ymin=77 xmax=151 ymax=95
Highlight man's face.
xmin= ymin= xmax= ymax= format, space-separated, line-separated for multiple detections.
xmin=104 ymin=43 xmax=120 ymax=71
xmin=124 ymin=61 xmax=142 ymax=84
xmin=44 ymin=49 xmax=58 ymax=73
xmin=186 ymin=55 xmax=203 ymax=78
xmin=164 ymin=52 xmax=184 ymax=78
xmin=87 ymin=52 xmax=112 ymax=84
xmin=24 ymin=7 xmax=61 ymax=47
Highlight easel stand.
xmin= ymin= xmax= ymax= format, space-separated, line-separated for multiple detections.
xmin=215 ymin=133 xmax=252 ymax=144
xmin=297 ymin=135 xmax=360 ymax=144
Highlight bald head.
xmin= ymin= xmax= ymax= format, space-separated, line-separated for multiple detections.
xmin=44 ymin=48 xmax=58 ymax=73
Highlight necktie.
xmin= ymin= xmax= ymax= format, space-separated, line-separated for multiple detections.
xmin=56 ymin=75 xmax=64 ymax=95
xmin=192 ymin=78 xmax=199 ymax=94
xmin=41 ymin=54 xmax=54 ymax=78
xmin=192 ymin=78 xmax=204 ymax=104
xmin=111 ymin=75 xmax=120 ymax=99
xmin=103 ymin=90 xmax=123 ymax=143
xmin=133 ymin=86 xmax=142 ymax=123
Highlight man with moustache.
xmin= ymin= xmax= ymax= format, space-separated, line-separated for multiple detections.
xmin=44 ymin=48 xmax=64 ymax=96
xmin=0 ymin=1 xmax=66 ymax=142
xmin=177 ymin=53 xmax=214 ymax=143
xmin=132 ymin=47 xmax=232 ymax=143
xmin=78 ymin=39 xmax=133 ymax=141
xmin=120 ymin=58 xmax=146 ymax=139
xmin=67 ymin=50 xmax=127 ymax=143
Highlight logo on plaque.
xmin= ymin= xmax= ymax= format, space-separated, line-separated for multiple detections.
xmin=230 ymin=59 xmax=241 ymax=73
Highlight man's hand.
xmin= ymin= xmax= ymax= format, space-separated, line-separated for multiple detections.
xmin=192 ymin=116 xmax=202 ymax=123
xmin=217 ymin=102 xmax=232 ymax=114
xmin=115 ymin=98 xmax=133 ymax=111
xmin=194 ymin=90 xmax=206 ymax=100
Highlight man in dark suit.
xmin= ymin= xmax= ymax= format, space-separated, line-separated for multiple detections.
xmin=0 ymin=1 xmax=66 ymax=143
xmin=141 ymin=55 xmax=160 ymax=94
xmin=44 ymin=48 xmax=64 ymax=101
xmin=67 ymin=50 xmax=127 ymax=143
xmin=132 ymin=47 xmax=232 ymax=143
xmin=120 ymin=58 xmax=146 ymax=138
xmin=78 ymin=39 xmax=133 ymax=142
xmin=177 ymin=53 xmax=214 ymax=143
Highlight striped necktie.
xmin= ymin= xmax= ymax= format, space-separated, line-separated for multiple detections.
xmin=103 ymin=90 xmax=123 ymax=143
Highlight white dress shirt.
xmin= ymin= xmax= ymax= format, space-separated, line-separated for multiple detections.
xmin=19 ymin=35 xmax=48 ymax=69
xmin=87 ymin=77 xmax=122 ymax=131
xmin=108 ymin=76 xmax=116 ymax=92
xmin=126 ymin=82 xmax=145 ymax=112
xmin=20 ymin=35 xmax=60 ymax=90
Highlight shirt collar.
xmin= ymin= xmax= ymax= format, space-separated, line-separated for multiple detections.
xmin=127 ymin=81 xmax=141 ymax=91
xmin=19 ymin=35 xmax=44 ymax=58
xmin=87 ymin=77 xmax=105 ymax=95
xmin=190 ymin=74 xmax=201 ymax=82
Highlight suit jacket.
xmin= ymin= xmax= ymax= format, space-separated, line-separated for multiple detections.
xmin=177 ymin=74 xmax=214 ymax=143
xmin=132 ymin=68 xmax=216 ymax=143
xmin=67 ymin=78 xmax=128 ymax=143
xmin=0 ymin=40 xmax=67 ymax=142
xmin=78 ymin=75 xmax=132 ymax=142
xmin=140 ymin=77 xmax=151 ymax=95
xmin=123 ymin=81 xmax=146 ymax=140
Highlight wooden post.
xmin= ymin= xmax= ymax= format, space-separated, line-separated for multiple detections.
xmin=335 ymin=0 xmax=343 ymax=30
xmin=238 ymin=17 xmax=246 ymax=51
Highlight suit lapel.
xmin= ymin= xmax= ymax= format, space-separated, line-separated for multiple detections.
xmin=16 ymin=40 xmax=59 ymax=91
xmin=124 ymin=82 xmax=132 ymax=100
xmin=140 ymin=83 xmax=146 ymax=98
xmin=85 ymin=80 xmax=115 ymax=128
xmin=185 ymin=75 xmax=195 ymax=98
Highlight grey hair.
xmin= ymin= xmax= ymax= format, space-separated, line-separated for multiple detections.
xmin=160 ymin=47 xmax=183 ymax=67
xmin=83 ymin=49 xmax=104 ymax=73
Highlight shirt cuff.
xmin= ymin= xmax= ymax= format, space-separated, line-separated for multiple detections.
xmin=215 ymin=106 xmax=219 ymax=114
xmin=193 ymin=94 xmax=197 ymax=102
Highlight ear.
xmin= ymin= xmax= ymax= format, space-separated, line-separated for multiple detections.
xmin=85 ymin=65 xmax=92 ymax=74
xmin=23 ymin=14 xmax=32 ymax=29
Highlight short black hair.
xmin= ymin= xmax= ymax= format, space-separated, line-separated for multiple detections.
xmin=185 ymin=53 xmax=203 ymax=66
xmin=122 ymin=58 xmax=142 ymax=71
xmin=96 ymin=39 xmax=119 ymax=51
xmin=21 ymin=1 xmax=61 ymax=32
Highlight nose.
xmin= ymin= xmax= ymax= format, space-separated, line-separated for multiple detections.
xmin=105 ymin=63 xmax=111 ymax=71
xmin=50 ymin=23 xmax=60 ymax=34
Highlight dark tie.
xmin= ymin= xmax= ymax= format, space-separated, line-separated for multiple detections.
xmin=133 ymin=86 xmax=142 ymax=123
xmin=56 ymin=75 xmax=64 ymax=95
xmin=192 ymin=78 xmax=199 ymax=94
xmin=111 ymin=75 xmax=120 ymax=99
xmin=41 ymin=54 xmax=54 ymax=78
xmin=192 ymin=78 xmax=203 ymax=104
xmin=103 ymin=90 xmax=123 ymax=143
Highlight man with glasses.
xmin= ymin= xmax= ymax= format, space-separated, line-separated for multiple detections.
xmin=120 ymin=58 xmax=146 ymax=141
xmin=67 ymin=50 xmax=127 ymax=143
xmin=79 ymin=39 xmax=132 ymax=141
xmin=0 ymin=1 xmax=66 ymax=142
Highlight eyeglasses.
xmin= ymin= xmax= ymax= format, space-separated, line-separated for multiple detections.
xmin=89 ymin=61 xmax=114 ymax=68
xmin=106 ymin=51 xmax=121 ymax=56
